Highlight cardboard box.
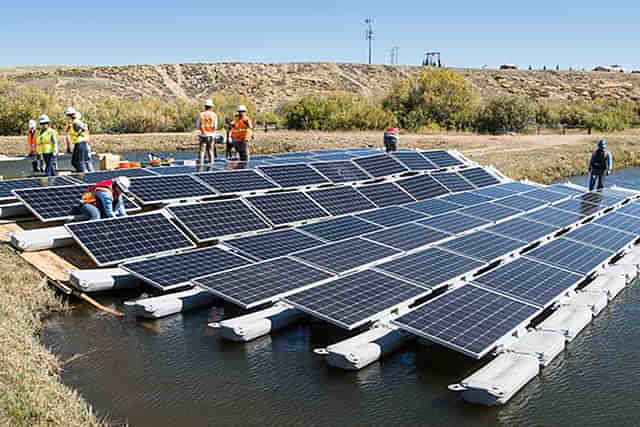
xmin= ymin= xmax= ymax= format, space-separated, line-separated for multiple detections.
xmin=99 ymin=153 xmax=121 ymax=170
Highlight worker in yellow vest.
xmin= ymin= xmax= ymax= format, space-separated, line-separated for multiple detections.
xmin=195 ymin=99 xmax=218 ymax=167
xmin=26 ymin=120 xmax=42 ymax=172
xmin=71 ymin=119 xmax=93 ymax=172
xmin=36 ymin=115 xmax=58 ymax=176
xmin=230 ymin=105 xmax=253 ymax=162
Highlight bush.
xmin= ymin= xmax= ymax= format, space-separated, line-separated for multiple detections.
xmin=282 ymin=92 xmax=394 ymax=131
xmin=475 ymin=96 xmax=535 ymax=134
xmin=382 ymin=69 xmax=476 ymax=131
xmin=0 ymin=78 xmax=62 ymax=135
xmin=556 ymin=101 xmax=637 ymax=132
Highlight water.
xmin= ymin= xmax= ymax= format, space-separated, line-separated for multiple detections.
xmin=40 ymin=168 xmax=640 ymax=426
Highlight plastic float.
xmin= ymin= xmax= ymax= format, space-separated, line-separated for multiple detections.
xmin=10 ymin=226 xmax=73 ymax=251
xmin=0 ymin=202 xmax=30 ymax=218
xmin=314 ymin=324 xmax=409 ymax=370
xmin=448 ymin=353 xmax=539 ymax=406
xmin=566 ymin=291 xmax=608 ymax=316
xmin=68 ymin=268 xmax=139 ymax=292
xmin=209 ymin=302 xmax=304 ymax=342
xmin=583 ymin=275 xmax=627 ymax=301
xmin=535 ymin=306 xmax=593 ymax=342
xmin=601 ymin=263 xmax=637 ymax=283
xmin=502 ymin=330 xmax=565 ymax=367
xmin=125 ymin=287 xmax=215 ymax=319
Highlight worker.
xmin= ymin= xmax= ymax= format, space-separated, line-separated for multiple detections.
xmin=36 ymin=115 xmax=58 ymax=176
xmin=26 ymin=120 xmax=41 ymax=172
xmin=588 ymin=139 xmax=613 ymax=191
xmin=71 ymin=119 xmax=93 ymax=172
xmin=79 ymin=176 xmax=130 ymax=220
xmin=63 ymin=106 xmax=76 ymax=154
xmin=196 ymin=99 xmax=218 ymax=166
xmin=383 ymin=126 xmax=399 ymax=152
xmin=230 ymin=105 xmax=253 ymax=162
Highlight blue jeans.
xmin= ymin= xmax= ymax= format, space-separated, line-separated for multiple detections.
xmin=72 ymin=141 xmax=94 ymax=172
xmin=589 ymin=171 xmax=605 ymax=191
xmin=80 ymin=203 xmax=101 ymax=220
xmin=43 ymin=153 xmax=56 ymax=176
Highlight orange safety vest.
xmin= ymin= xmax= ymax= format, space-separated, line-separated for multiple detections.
xmin=81 ymin=179 xmax=121 ymax=210
xmin=199 ymin=111 xmax=217 ymax=134
xmin=230 ymin=116 xmax=252 ymax=141
xmin=27 ymin=130 xmax=37 ymax=155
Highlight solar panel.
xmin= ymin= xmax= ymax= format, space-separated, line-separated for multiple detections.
xmin=458 ymin=168 xmax=501 ymax=187
xmin=194 ymin=170 xmax=279 ymax=194
xmin=0 ymin=176 xmax=76 ymax=200
xmin=392 ymin=284 xmax=539 ymax=359
xmin=594 ymin=212 xmax=640 ymax=235
xmin=473 ymin=257 xmax=583 ymax=308
xmin=472 ymin=186 xmax=518 ymax=199
xmin=246 ymin=192 xmax=329 ymax=226
xmin=312 ymin=154 xmax=357 ymax=162
xmin=573 ymin=191 xmax=623 ymax=208
xmin=13 ymin=185 xmax=139 ymax=222
xmin=65 ymin=212 xmax=196 ymax=266
xmin=257 ymin=164 xmax=330 ymax=188
xmin=439 ymin=231 xmax=526 ymax=262
xmin=356 ymin=206 xmax=427 ymax=227
xmin=390 ymin=151 xmax=437 ymax=171
xmin=352 ymin=154 xmax=408 ymax=178
xmin=128 ymin=175 xmax=216 ymax=205
xmin=375 ymin=247 xmax=484 ymax=289
xmin=306 ymin=186 xmax=376 ymax=215
xmin=192 ymin=257 xmax=334 ymax=309
xmin=291 ymin=237 xmax=401 ymax=274
xmin=521 ymin=189 xmax=568 ymax=204
xmin=356 ymin=182 xmax=415 ymax=207
xmin=596 ymin=188 xmax=633 ymax=200
xmin=363 ymin=223 xmax=451 ymax=251
xmin=498 ymin=182 xmax=540 ymax=193
xmin=420 ymin=150 xmax=463 ymax=168
xmin=525 ymin=238 xmax=613 ymax=275
xmin=485 ymin=217 xmax=559 ymax=243
xmin=417 ymin=212 xmax=490 ymax=234
xmin=616 ymin=202 xmax=640 ymax=219
xmin=440 ymin=192 xmax=494 ymax=207
xmin=525 ymin=207 xmax=584 ymax=228
xmin=554 ymin=199 xmax=603 ymax=217
xmin=167 ymin=199 xmax=270 ymax=243
xmin=405 ymin=199 xmax=462 ymax=216
xmin=547 ymin=184 xmax=586 ymax=196
xmin=298 ymin=215 xmax=383 ymax=242
xmin=562 ymin=223 xmax=635 ymax=252
xmin=395 ymin=174 xmax=450 ymax=200
xmin=121 ymin=246 xmax=251 ymax=291
xmin=493 ymin=195 xmax=548 ymax=211
xmin=308 ymin=161 xmax=370 ymax=183
xmin=77 ymin=168 xmax=157 ymax=184
xmin=458 ymin=203 xmax=522 ymax=222
xmin=432 ymin=172 xmax=475 ymax=192
xmin=284 ymin=270 xmax=428 ymax=330
xmin=148 ymin=166 xmax=203 ymax=175
xmin=224 ymin=229 xmax=324 ymax=261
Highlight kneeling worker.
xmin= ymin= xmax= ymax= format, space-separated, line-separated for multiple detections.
xmin=588 ymin=139 xmax=612 ymax=191
xmin=383 ymin=126 xmax=399 ymax=152
xmin=80 ymin=176 xmax=131 ymax=220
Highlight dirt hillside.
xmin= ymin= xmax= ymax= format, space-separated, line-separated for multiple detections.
xmin=3 ymin=63 xmax=640 ymax=110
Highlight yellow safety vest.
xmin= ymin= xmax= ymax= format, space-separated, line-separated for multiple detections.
xmin=37 ymin=128 xmax=57 ymax=154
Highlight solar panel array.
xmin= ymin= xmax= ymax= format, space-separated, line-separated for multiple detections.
xmin=0 ymin=176 xmax=76 ymax=200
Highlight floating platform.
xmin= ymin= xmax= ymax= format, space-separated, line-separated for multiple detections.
xmin=69 ymin=268 xmax=139 ymax=292
xmin=10 ymin=226 xmax=73 ymax=252
xmin=536 ymin=306 xmax=593 ymax=342
xmin=126 ymin=287 xmax=215 ymax=319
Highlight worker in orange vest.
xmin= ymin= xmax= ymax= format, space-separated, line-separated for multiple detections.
xmin=26 ymin=120 xmax=42 ymax=172
xmin=196 ymin=99 xmax=218 ymax=167
xmin=79 ymin=177 xmax=130 ymax=220
xmin=230 ymin=105 xmax=253 ymax=162
xmin=383 ymin=126 xmax=399 ymax=152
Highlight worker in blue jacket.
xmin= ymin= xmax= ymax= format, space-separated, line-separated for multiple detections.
xmin=588 ymin=139 xmax=612 ymax=191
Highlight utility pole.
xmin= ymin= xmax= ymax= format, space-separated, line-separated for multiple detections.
xmin=364 ymin=17 xmax=375 ymax=65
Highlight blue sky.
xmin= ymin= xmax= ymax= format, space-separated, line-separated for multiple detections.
xmin=3 ymin=2 xmax=639 ymax=69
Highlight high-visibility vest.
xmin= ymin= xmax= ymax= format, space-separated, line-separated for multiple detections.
xmin=81 ymin=179 xmax=120 ymax=215
xmin=230 ymin=116 xmax=252 ymax=141
xmin=27 ymin=130 xmax=37 ymax=155
xmin=66 ymin=122 xmax=89 ymax=143
xmin=199 ymin=111 xmax=217 ymax=134
xmin=37 ymin=128 xmax=57 ymax=154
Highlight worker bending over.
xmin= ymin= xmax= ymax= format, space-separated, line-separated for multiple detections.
xmin=196 ymin=99 xmax=218 ymax=166
xmin=588 ymin=139 xmax=613 ymax=191
xmin=71 ymin=119 xmax=93 ymax=172
xmin=26 ymin=120 xmax=41 ymax=172
xmin=383 ymin=126 xmax=399 ymax=152
xmin=80 ymin=177 xmax=131 ymax=220
xmin=230 ymin=105 xmax=253 ymax=162
xmin=37 ymin=115 xmax=58 ymax=176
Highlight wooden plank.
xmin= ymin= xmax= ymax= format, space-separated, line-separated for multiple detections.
xmin=20 ymin=251 xmax=75 ymax=282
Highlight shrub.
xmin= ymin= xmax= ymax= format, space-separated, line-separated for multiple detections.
xmin=475 ymin=96 xmax=535 ymax=134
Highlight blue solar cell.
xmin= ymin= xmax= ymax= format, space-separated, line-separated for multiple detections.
xmin=258 ymin=164 xmax=329 ymax=188
xmin=525 ymin=238 xmax=613 ymax=275
xmin=563 ymin=223 xmax=635 ymax=252
xmin=308 ymin=161 xmax=370 ymax=183
xmin=420 ymin=150 xmax=463 ymax=168
xmin=77 ymin=168 xmax=157 ymax=183
xmin=417 ymin=212 xmax=490 ymax=234
xmin=594 ymin=212 xmax=640 ymax=234
xmin=616 ymin=202 xmax=640 ymax=218
xmin=390 ymin=151 xmax=437 ymax=171
xmin=352 ymin=154 xmax=408 ymax=178
xmin=485 ymin=217 xmax=559 ymax=243
xmin=546 ymin=184 xmax=586 ymax=196
xmin=458 ymin=203 xmax=522 ymax=222
xmin=441 ymin=192 xmax=494 ymax=207
xmin=0 ymin=176 xmax=74 ymax=200
xmin=224 ymin=229 xmax=324 ymax=261
xmin=298 ymin=216 xmax=383 ymax=242
xmin=363 ymin=223 xmax=451 ymax=251
xmin=458 ymin=167 xmax=501 ymax=187
xmin=395 ymin=174 xmax=450 ymax=200
xmin=128 ymin=175 xmax=216 ymax=204
xmin=521 ymin=189 xmax=569 ymax=203
xmin=492 ymin=195 xmax=548 ymax=211
xmin=194 ymin=170 xmax=279 ymax=194
xmin=356 ymin=206 xmax=427 ymax=227
xmin=148 ymin=166 xmax=203 ymax=175
xmin=525 ymin=207 xmax=583 ymax=228
xmin=439 ymin=231 xmax=525 ymax=262
xmin=306 ymin=186 xmax=376 ymax=215
xmin=573 ymin=191 xmax=624 ymax=208
xmin=356 ymin=182 xmax=415 ymax=207
xmin=472 ymin=186 xmax=518 ymax=199
xmin=246 ymin=192 xmax=330 ymax=226
xmin=405 ymin=199 xmax=462 ymax=216
xmin=432 ymin=172 xmax=475 ymax=192
xmin=554 ymin=199 xmax=603 ymax=217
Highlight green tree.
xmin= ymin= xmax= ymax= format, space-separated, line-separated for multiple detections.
xmin=475 ymin=96 xmax=535 ymax=134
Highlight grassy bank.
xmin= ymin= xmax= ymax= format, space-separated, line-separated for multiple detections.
xmin=0 ymin=246 xmax=106 ymax=426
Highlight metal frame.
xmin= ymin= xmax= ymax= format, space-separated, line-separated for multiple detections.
xmin=64 ymin=210 xmax=197 ymax=267
xmin=127 ymin=173 xmax=218 ymax=205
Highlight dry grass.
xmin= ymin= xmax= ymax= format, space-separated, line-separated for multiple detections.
xmin=0 ymin=246 xmax=107 ymax=426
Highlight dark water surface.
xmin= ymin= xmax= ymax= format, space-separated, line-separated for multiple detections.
xmin=40 ymin=168 xmax=640 ymax=427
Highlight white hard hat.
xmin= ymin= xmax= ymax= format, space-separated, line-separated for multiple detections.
xmin=204 ymin=99 xmax=214 ymax=108
xmin=39 ymin=114 xmax=50 ymax=124
xmin=114 ymin=176 xmax=131 ymax=193
xmin=236 ymin=105 xmax=247 ymax=112
xmin=28 ymin=120 xmax=36 ymax=129
xmin=64 ymin=106 xmax=76 ymax=116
